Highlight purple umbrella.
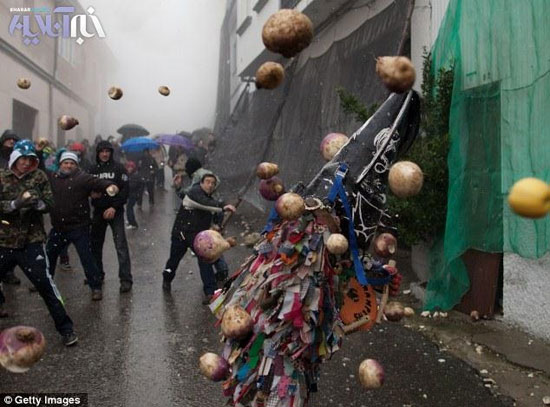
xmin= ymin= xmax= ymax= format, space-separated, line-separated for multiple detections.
xmin=155 ymin=134 xmax=195 ymax=151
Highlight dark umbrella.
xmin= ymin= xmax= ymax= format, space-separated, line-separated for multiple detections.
xmin=117 ymin=124 xmax=150 ymax=143
xmin=154 ymin=134 xmax=195 ymax=151
xmin=121 ymin=136 xmax=158 ymax=153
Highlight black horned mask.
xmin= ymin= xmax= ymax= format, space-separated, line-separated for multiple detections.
xmin=304 ymin=90 xmax=421 ymax=249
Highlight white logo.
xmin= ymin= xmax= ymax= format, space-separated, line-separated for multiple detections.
xmin=9 ymin=6 xmax=105 ymax=46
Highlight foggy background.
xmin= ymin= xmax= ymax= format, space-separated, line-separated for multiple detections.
xmin=80 ymin=0 xmax=225 ymax=137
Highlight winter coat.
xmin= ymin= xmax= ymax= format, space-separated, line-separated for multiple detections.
xmin=128 ymin=172 xmax=141 ymax=199
xmin=89 ymin=140 xmax=129 ymax=212
xmin=150 ymin=146 xmax=166 ymax=166
xmin=0 ymin=166 xmax=52 ymax=248
xmin=137 ymin=153 xmax=158 ymax=182
xmin=48 ymin=169 xmax=113 ymax=232
xmin=171 ymin=183 xmax=225 ymax=241
xmin=0 ymin=130 xmax=20 ymax=169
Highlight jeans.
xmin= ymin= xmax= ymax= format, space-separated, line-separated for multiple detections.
xmin=46 ymin=226 xmax=103 ymax=290
xmin=212 ymin=256 xmax=229 ymax=281
xmin=126 ymin=193 xmax=138 ymax=227
xmin=163 ymin=235 xmax=216 ymax=296
xmin=91 ymin=209 xmax=133 ymax=284
xmin=156 ymin=167 xmax=165 ymax=188
xmin=137 ymin=181 xmax=155 ymax=206
xmin=0 ymin=243 xmax=74 ymax=335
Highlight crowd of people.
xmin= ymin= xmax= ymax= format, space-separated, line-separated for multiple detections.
xmin=0 ymin=128 xmax=233 ymax=347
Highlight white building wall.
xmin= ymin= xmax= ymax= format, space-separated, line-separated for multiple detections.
xmin=236 ymin=0 xmax=280 ymax=76
xmin=0 ymin=56 xmax=50 ymax=140
xmin=410 ymin=0 xmax=450 ymax=91
xmin=504 ymin=253 xmax=550 ymax=341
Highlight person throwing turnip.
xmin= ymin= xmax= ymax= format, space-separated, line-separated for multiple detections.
xmin=162 ymin=172 xmax=235 ymax=304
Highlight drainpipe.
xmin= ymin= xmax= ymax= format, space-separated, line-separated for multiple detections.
xmin=50 ymin=35 xmax=59 ymax=143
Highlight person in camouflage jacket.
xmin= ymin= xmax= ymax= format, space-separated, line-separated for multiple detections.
xmin=0 ymin=129 xmax=22 ymax=285
xmin=0 ymin=140 xmax=77 ymax=346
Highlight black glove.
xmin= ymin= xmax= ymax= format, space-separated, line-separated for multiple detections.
xmin=10 ymin=192 xmax=33 ymax=211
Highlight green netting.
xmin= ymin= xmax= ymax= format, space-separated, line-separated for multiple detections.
xmin=425 ymin=0 xmax=550 ymax=310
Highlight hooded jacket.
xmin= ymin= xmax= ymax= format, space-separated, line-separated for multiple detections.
xmin=171 ymin=175 xmax=225 ymax=240
xmin=0 ymin=130 xmax=20 ymax=169
xmin=0 ymin=144 xmax=52 ymax=248
xmin=89 ymin=140 xmax=129 ymax=212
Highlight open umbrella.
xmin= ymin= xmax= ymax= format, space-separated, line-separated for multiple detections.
xmin=154 ymin=133 xmax=195 ymax=150
xmin=121 ymin=136 xmax=158 ymax=152
xmin=117 ymin=124 xmax=150 ymax=143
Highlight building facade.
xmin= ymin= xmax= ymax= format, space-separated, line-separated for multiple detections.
xmin=0 ymin=0 xmax=115 ymax=147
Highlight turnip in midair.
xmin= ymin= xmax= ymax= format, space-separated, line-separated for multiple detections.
xmin=0 ymin=326 xmax=45 ymax=373
xmin=158 ymin=86 xmax=170 ymax=96
xmin=58 ymin=115 xmax=79 ymax=131
xmin=255 ymin=62 xmax=285 ymax=90
xmin=193 ymin=230 xmax=232 ymax=263
xmin=108 ymin=86 xmax=123 ymax=100
xmin=320 ymin=133 xmax=348 ymax=161
xmin=358 ymin=359 xmax=385 ymax=389
xmin=259 ymin=176 xmax=285 ymax=201
xmin=376 ymin=56 xmax=416 ymax=93
xmin=275 ymin=192 xmax=305 ymax=220
xmin=325 ymin=233 xmax=349 ymax=255
xmin=262 ymin=9 xmax=313 ymax=58
xmin=508 ymin=177 xmax=550 ymax=219
xmin=373 ymin=233 xmax=397 ymax=258
xmin=199 ymin=352 xmax=230 ymax=382
xmin=388 ymin=161 xmax=423 ymax=198
xmin=17 ymin=78 xmax=31 ymax=89
xmin=256 ymin=162 xmax=280 ymax=179
xmin=221 ymin=305 xmax=254 ymax=339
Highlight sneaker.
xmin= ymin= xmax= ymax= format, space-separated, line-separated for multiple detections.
xmin=126 ymin=224 xmax=138 ymax=230
xmin=2 ymin=273 xmax=21 ymax=285
xmin=62 ymin=332 xmax=79 ymax=347
xmin=202 ymin=295 xmax=213 ymax=305
xmin=120 ymin=281 xmax=132 ymax=293
xmin=91 ymin=289 xmax=103 ymax=301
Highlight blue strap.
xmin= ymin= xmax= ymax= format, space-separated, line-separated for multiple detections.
xmin=327 ymin=164 xmax=391 ymax=286
xmin=261 ymin=163 xmax=390 ymax=286
xmin=327 ymin=163 xmax=368 ymax=285
xmin=262 ymin=206 xmax=280 ymax=234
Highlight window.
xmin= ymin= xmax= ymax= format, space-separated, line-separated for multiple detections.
xmin=253 ymin=0 xmax=269 ymax=12
xmin=236 ymin=0 xmax=252 ymax=35
xmin=12 ymin=99 xmax=38 ymax=140
xmin=280 ymin=0 xmax=300 ymax=9
xmin=58 ymin=36 xmax=75 ymax=65
xmin=231 ymin=38 xmax=237 ymax=75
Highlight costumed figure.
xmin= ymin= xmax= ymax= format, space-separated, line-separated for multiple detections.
xmin=207 ymin=90 xmax=420 ymax=407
